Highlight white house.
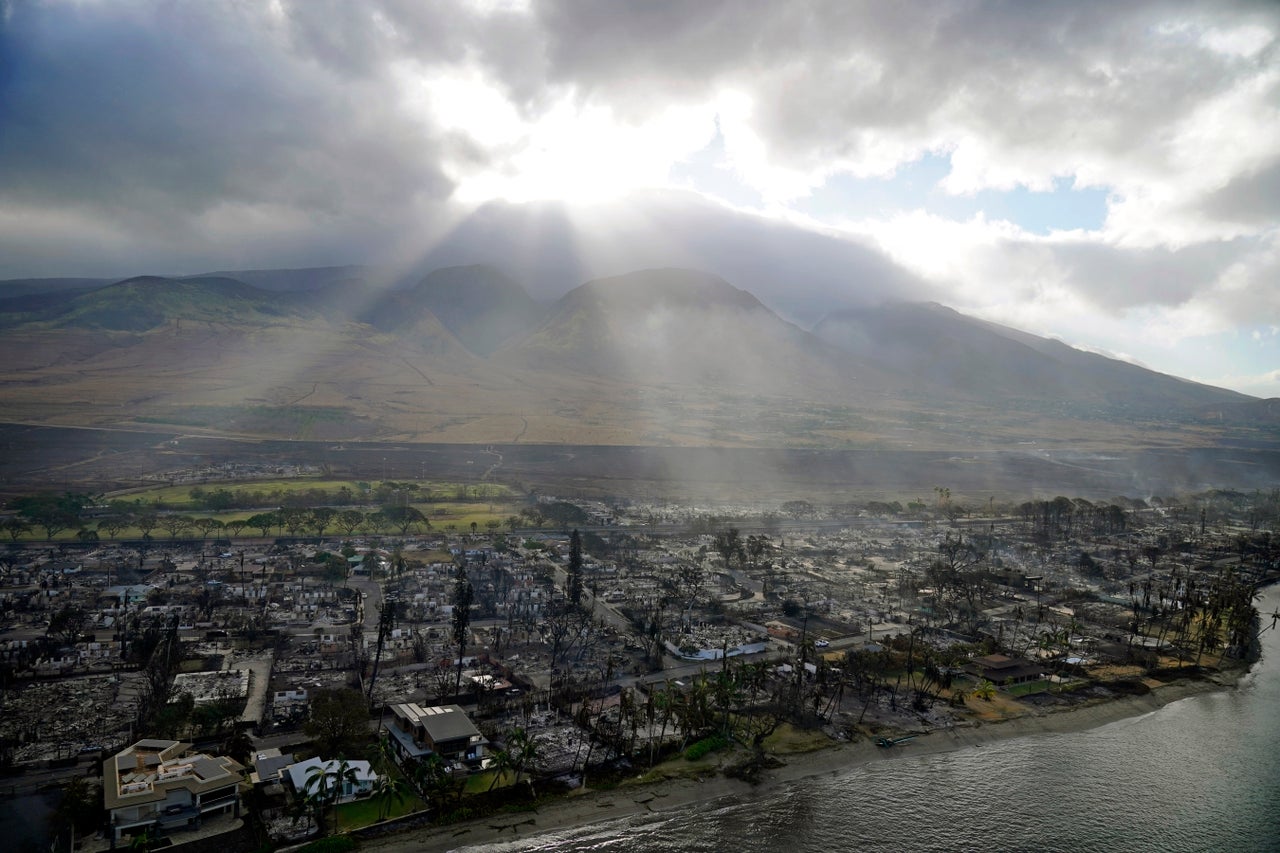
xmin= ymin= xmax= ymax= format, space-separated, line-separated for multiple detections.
xmin=284 ymin=757 xmax=377 ymax=803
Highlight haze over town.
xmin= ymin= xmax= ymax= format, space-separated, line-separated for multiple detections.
xmin=3 ymin=4 xmax=1280 ymax=853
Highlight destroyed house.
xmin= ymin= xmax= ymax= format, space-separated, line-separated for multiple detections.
xmin=103 ymin=739 xmax=242 ymax=843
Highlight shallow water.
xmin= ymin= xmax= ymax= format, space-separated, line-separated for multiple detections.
xmin=463 ymin=587 xmax=1280 ymax=853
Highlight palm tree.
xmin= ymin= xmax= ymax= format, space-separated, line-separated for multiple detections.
xmin=371 ymin=774 xmax=410 ymax=821
xmin=486 ymin=748 xmax=514 ymax=792
xmin=971 ymin=679 xmax=997 ymax=701
xmin=411 ymin=754 xmax=452 ymax=810
xmin=303 ymin=763 xmax=335 ymax=834
xmin=368 ymin=732 xmax=398 ymax=772
xmin=508 ymin=728 xmax=542 ymax=792
xmin=305 ymin=758 xmax=359 ymax=835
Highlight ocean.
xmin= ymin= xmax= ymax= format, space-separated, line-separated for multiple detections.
xmin=461 ymin=586 xmax=1280 ymax=853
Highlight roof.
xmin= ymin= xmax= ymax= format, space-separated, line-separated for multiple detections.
xmin=104 ymin=740 xmax=241 ymax=810
xmin=391 ymin=703 xmax=482 ymax=743
xmin=254 ymin=754 xmax=294 ymax=784
xmin=967 ymin=654 xmax=1043 ymax=681
xmin=972 ymin=654 xmax=1021 ymax=670
xmin=285 ymin=758 xmax=377 ymax=797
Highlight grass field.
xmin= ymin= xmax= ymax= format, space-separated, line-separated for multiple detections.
xmin=109 ymin=478 xmax=512 ymax=508
xmin=3 ymin=476 xmax=526 ymax=542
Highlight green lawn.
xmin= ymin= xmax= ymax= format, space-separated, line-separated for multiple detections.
xmin=1006 ymin=679 xmax=1054 ymax=697
xmin=332 ymin=790 xmax=427 ymax=830
xmin=464 ymin=769 xmax=514 ymax=794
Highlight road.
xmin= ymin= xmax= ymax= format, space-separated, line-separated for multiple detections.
xmin=347 ymin=576 xmax=382 ymax=633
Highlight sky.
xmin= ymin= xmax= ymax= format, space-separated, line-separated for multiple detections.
xmin=1 ymin=0 xmax=1278 ymax=397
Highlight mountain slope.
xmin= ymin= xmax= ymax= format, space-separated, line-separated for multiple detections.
xmin=0 ymin=275 xmax=307 ymax=332
xmin=0 ymin=277 xmax=114 ymax=299
xmin=361 ymin=265 xmax=542 ymax=356
xmin=498 ymin=267 xmax=884 ymax=396
xmin=0 ymin=266 xmax=1267 ymax=450
xmin=813 ymin=301 xmax=1251 ymax=416
xmin=193 ymin=266 xmax=370 ymax=292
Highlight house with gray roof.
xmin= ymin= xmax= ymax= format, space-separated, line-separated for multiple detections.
xmin=103 ymin=739 xmax=243 ymax=845
xmin=385 ymin=703 xmax=487 ymax=768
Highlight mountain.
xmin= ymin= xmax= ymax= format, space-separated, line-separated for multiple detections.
xmin=0 ymin=277 xmax=114 ymax=299
xmin=0 ymin=275 xmax=306 ymax=332
xmin=0 ymin=265 xmax=1270 ymax=452
xmin=191 ymin=265 xmax=371 ymax=292
xmin=498 ymin=268 xmax=880 ymax=396
xmin=812 ymin=301 xmax=1250 ymax=417
xmin=362 ymin=265 xmax=542 ymax=356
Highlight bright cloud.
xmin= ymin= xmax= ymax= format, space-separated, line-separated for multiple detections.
xmin=0 ymin=0 xmax=1277 ymax=395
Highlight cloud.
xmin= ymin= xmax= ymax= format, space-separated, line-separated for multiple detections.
xmin=0 ymin=0 xmax=1276 ymax=401
xmin=0 ymin=0 xmax=458 ymax=274
xmin=407 ymin=190 xmax=932 ymax=320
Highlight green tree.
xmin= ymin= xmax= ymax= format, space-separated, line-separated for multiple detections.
xmin=222 ymin=731 xmax=254 ymax=767
xmin=50 ymin=775 xmax=102 ymax=848
xmin=336 ymin=509 xmax=366 ymax=536
xmin=507 ymin=727 xmax=542 ymax=791
xmin=97 ymin=513 xmax=131 ymax=540
xmin=486 ymin=748 xmax=514 ymax=792
xmin=384 ymin=505 xmax=426 ymax=536
xmin=135 ymin=512 xmax=159 ymax=540
xmin=47 ymin=603 xmax=90 ymax=646
xmin=12 ymin=491 xmax=93 ymax=540
xmin=2 ymin=517 xmax=32 ymax=541
xmin=371 ymin=774 xmax=409 ymax=821
xmin=310 ymin=507 xmax=337 ymax=537
xmin=304 ymin=688 xmax=369 ymax=756
xmin=247 ymin=512 xmax=278 ymax=538
xmin=305 ymin=758 xmax=359 ymax=835
xmin=410 ymin=754 xmax=452 ymax=808
xmin=157 ymin=514 xmax=193 ymax=540
xmin=192 ymin=517 xmax=223 ymax=540
xmin=281 ymin=508 xmax=309 ymax=537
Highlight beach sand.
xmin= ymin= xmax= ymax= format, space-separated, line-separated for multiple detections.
xmin=357 ymin=672 xmax=1241 ymax=853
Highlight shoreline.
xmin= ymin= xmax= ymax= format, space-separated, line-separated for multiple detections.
xmin=360 ymin=668 xmax=1246 ymax=853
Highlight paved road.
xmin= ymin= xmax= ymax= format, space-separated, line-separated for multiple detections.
xmin=348 ymin=576 xmax=382 ymax=632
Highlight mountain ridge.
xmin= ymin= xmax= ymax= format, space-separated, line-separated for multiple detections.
xmin=0 ymin=265 xmax=1269 ymax=451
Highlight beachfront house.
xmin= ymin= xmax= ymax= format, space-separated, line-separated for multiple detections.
xmin=103 ymin=739 xmax=243 ymax=845
xmin=965 ymin=654 xmax=1044 ymax=686
xmin=385 ymin=702 xmax=487 ymax=768
xmin=284 ymin=757 xmax=378 ymax=803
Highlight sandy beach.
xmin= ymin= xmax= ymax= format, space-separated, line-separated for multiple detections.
xmin=356 ymin=671 xmax=1242 ymax=853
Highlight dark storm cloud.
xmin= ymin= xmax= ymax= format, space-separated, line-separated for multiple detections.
xmin=0 ymin=0 xmax=456 ymax=275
